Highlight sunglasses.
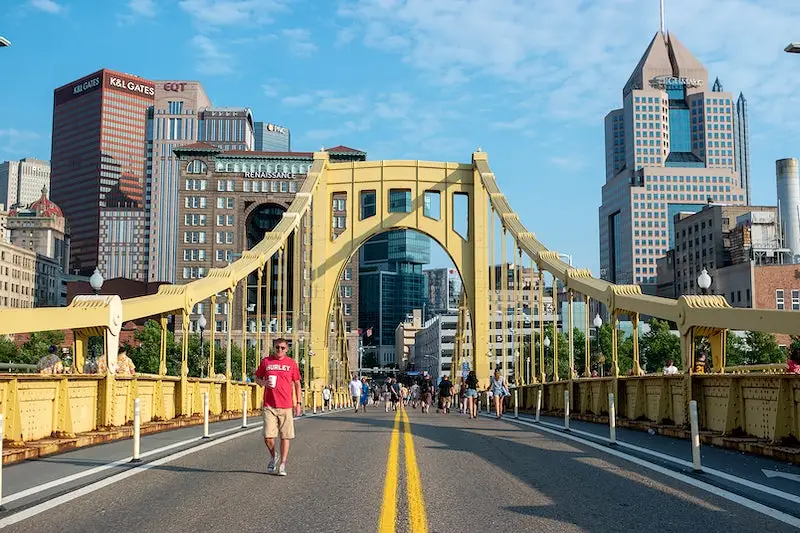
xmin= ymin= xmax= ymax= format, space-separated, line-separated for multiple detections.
xmin=275 ymin=345 xmax=288 ymax=351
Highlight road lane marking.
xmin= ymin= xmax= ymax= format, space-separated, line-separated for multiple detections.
xmin=519 ymin=414 xmax=800 ymax=506
xmin=490 ymin=414 xmax=800 ymax=528
xmin=377 ymin=409 xmax=402 ymax=533
xmin=0 ymin=408 xmax=343 ymax=528
xmin=401 ymin=408 xmax=429 ymax=533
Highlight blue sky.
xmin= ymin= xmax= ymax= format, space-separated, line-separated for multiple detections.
xmin=2 ymin=0 xmax=800 ymax=274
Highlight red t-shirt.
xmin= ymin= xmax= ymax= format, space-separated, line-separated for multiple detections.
xmin=255 ymin=355 xmax=300 ymax=409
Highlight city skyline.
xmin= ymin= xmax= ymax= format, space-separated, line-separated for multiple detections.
xmin=1 ymin=0 xmax=800 ymax=275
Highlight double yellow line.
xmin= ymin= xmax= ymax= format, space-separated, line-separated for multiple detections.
xmin=378 ymin=408 xmax=428 ymax=533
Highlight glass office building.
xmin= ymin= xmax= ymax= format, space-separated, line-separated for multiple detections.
xmin=254 ymin=122 xmax=290 ymax=152
xmin=359 ymin=229 xmax=430 ymax=366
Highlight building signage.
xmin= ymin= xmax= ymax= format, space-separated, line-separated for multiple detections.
xmin=163 ymin=82 xmax=187 ymax=92
xmin=266 ymin=123 xmax=288 ymax=135
xmin=649 ymin=75 xmax=704 ymax=89
xmin=107 ymin=75 xmax=156 ymax=97
xmin=243 ymin=171 xmax=294 ymax=179
xmin=73 ymin=76 xmax=101 ymax=96
xmin=206 ymin=111 xmax=247 ymax=118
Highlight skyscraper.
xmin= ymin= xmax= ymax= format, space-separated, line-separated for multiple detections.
xmin=51 ymin=69 xmax=155 ymax=275
xmin=0 ymin=158 xmax=50 ymax=209
xmin=197 ymin=108 xmax=255 ymax=151
xmin=254 ymin=122 xmax=290 ymax=152
xmin=735 ymin=92 xmax=751 ymax=205
xmin=599 ymin=30 xmax=746 ymax=292
xmin=359 ymin=230 xmax=430 ymax=366
xmin=146 ymin=81 xmax=212 ymax=282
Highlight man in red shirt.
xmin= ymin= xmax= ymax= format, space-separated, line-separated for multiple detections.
xmin=254 ymin=337 xmax=302 ymax=476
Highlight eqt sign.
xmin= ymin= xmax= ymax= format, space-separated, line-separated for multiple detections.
xmin=163 ymin=82 xmax=187 ymax=92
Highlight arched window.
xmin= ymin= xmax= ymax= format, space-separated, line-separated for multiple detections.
xmin=215 ymin=162 xmax=224 ymax=171
xmin=267 ymin=164 xmax=274 ymax=172
xmin=250 ymin=164 xmax=256 ymax=172
xmin=226 ymin=163 xmax=233 ymax=172
xmin=291 ymin=164 xmax=298 ymax=174
xmin=186 ymin=160 xmax=208 ymax=174
xmin=259 ymin=164 xmax=266 ymax=171
xmin=233 ymin=163 xmax=241 ymax=172
xmin=283 ymin=164 xmax=289 ymax=173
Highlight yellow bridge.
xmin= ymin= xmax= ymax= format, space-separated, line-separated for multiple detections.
xmin=1 ymin=150 xmax=799 ymax=450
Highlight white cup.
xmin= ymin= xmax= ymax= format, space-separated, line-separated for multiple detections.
xmin=268 ymin=375 xmax=277 ymax=388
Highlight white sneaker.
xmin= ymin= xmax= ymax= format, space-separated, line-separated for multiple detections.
xmin=277 ymin=463 xmax=287 ymax=476
xmin=267 ymin=457 xmax=276 ymax=474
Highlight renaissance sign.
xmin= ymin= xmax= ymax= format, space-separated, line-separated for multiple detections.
xmin=649 ymin=75 xmax=704 ymax=89
xmin=243 ymin=171 xmax=294 ymax=179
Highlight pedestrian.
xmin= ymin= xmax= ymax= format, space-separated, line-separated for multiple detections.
xmin=437 ymin=375 xmax=453 ymax=414
xmin=349 ymin=374 xmax=362 ymax=413
xmin=464 ymin=371 xmax=479 ymax=418
xmin=382 ymin=379 xmax=392 ymax=412
xmin=458 ymin=377 xmax=467 ymax=414
xmin=419 ymin=374 xmax=433 ymax=414
xmin=390 ymin=378 xmax=401 ymax=411
xmin=360 ymin=377 xmax=370 ymax=411
xmin=322 ymin=385 xmax=331 ymax=411
xmin=254 ymin=337 xmax=302 ymax=476
xmin=490 ymin=370 xmax=507 ymax=419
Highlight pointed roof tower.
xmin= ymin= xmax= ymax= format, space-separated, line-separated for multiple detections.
xmin=712 ymin=77 xmax=723 ymax=92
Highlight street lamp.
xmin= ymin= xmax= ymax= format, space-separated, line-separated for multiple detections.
xmin=543 ymin=336 xmax=550 ymax=378
xmin=697 ymin=268 xmax=712 ymax=295
xmin=785 ymin=43 xmax=800 ymax=53
xmin=593 ymin=314 xmax=603 ymax=375
xmin=89 ymin=267 xmax=104 ymax=295
xmin=198 ymin=314 xmax=207 ymax=377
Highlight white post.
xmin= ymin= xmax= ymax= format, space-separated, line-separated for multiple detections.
xmin=242 ymin=390 xmax=248 ymax=428
xmin=563 ymin=390 xmax=570 ymax=431
xmin=132 ymin=398 xmax=141 ymax=462
xmin=608 ymin=393 xmax=617 ymax=444
xmin=202 ymin=392 xmax=209 ymax=438
xmin=514 ymin=389 xmax=519 ymax=419
xmin=313 ymin=390 xmax=317 ymax=414
xmin=689 ymin=400 xmax=702 ymax=472
xmin=535 ymin=388 xmax=542 ymax=423
xmin=0 ymin=413 xmax=4 ymax=507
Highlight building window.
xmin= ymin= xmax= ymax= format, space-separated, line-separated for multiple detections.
xmin=344 ymin=303 xmax=352 ymax=315
xmin=344 ymin=267 xmax=352 ymax=281
xmin=332 ymin=198 xmax=346 ymax=211
xmin=186 ymin=160 xmax=207 ymax=174
xmin=793 ymin=290 xmax=800 ymax=311
xmin=389 ymin=189 xmax=412 ymax=213
xmin=776 ymin=289 xmax=785 ymax=310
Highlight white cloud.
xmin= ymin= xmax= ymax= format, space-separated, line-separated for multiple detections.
xmin=179 ymin=0 xmax=289 ymax=27
xmin=0 ymin=129 xmax=40 ymax=141
xmin=281 ymin=90 xmax=367 ymax=114
xmin=550 ymin=155 xmax=588 ymax=172
xmin=337 ymin=0 xmax=800 ymax=128
xmin=281 ymin=28 xmax=318 ymax=56
xmin=490 ymin=118 xmax=528 ymax=131
xmin=281 ymin=93 xmax=314 ymax=107
xmin=191 ymin=35 xmax=233 ymax=75
xmin=30 ymin=0 xmax=63 ymax=14
xmin=127 ymin=0 xmax=156 ymax=17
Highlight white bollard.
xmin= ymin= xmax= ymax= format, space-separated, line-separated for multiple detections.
xmin=689 ymin=400 xmax=702 ymax=472
xmin=608 ymin=393 xmax=617 ymax=445
xmin=535 ymin=389 xmax=542 ymax=423
xmin=0 ymin=413 xmax=4 ymax=508
xmin=514 ymin=389 xmax=519 ymax=419
xmin=486 ymin=392 xmax=490 ymax=414
xmin=202 ymin=392 xmax=209 ymax=438
xmin=132 ymin=398 xmax=141 ymax=462
xmin=242 ymin=390 xmax=248 ymax=428
xmin=313 ymin=391 xmax=317 ymax=414
xmin=563 ymin=390 xmax=570 ymax=431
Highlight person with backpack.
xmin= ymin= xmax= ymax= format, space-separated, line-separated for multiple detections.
xmin=419 ymin=374 xmax=434 ymax=414
xmin=390 ymin=378 xmax=401 ymax=411
xmin=437 ymin=375 xmax=454 ymax=414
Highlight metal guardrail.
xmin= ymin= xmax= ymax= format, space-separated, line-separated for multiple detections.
xmin=0 ymin=363 xmax=38 ymax=373
xmin=724 ymin=363 xmax=786 ymax=374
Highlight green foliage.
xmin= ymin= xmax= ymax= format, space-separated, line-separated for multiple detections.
xmin=20 ymin=330 xmax=65 ymax=365
xmin=639 ymin=318 xmax=681 ymax=372
xmin=125 ymin=320 xmax=181 ymax=375
xmin=725 ymin=333 xmax=746 ymax=366
xmin=0 ymin=336 xmax=20 ymax=362
xmin=572 ymin=328 xmax=586 ymax=376
xmin=742 ymin=331 xmax=785 ymax=365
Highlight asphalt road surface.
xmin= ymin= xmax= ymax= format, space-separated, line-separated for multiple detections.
xmin=2 ymin=405 xmax=798 ymax=532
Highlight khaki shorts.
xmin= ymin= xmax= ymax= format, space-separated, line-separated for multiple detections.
xmin=262 ymin=407 xmax=295 ymax=440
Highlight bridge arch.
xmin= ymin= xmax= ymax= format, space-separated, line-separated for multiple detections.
xmin=309 ymin=154 xmax=489 ymax=386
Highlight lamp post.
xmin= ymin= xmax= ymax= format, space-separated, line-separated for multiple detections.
xmin=198 ymin=314 xmax=207 ymax=377
xmin=544 ymin=336 xmax=551 ymax=379
xmin=89 ymin=267 xmax=104 ymax=295
xmin=593 ymin=314 xmax=603 ymax=375
xmin=697 ymin=268 xmax=712 ymax=295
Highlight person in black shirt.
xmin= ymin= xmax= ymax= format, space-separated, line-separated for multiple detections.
xmin=437 ymin=375 xmax=454 ymax=414
xmin=465 ymin=371 xmax=479 ymax=419
xmin=419 ymin=375 xmax=434 ymax=414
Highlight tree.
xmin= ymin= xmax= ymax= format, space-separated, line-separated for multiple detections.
xmin=572 ymin=328 xmax=587 ymax=376
xmin=639 ymin=318 xmax=680 ymax=372
xmin=20 ymin=330 xmax=65 ymax=364
xmin=0 ymin=336 xmax=20 ymax=363
xmin=743 ymin=331 xmax=785 ymax=365
xmin=726 ymin=333 xmax=746 ymax=367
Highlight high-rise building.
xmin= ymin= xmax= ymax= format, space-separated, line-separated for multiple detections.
xmin=51 ymin=69 xmax=155 ymax=276
xmin=735 ymin=93 xmax=751 ymax=205
xmin=146 ymin=80 xmax=212 ymax=282
xmin=0 ymin=158 xmax=50 ymax=209
xmin=198 ymin=108 xmax=255 ymax=151
xmin=776 ymin=158 xmax=800 ymax=263
xmin=359 ymin=230 xmax=430 ymax=366
xmin=254 ymin=122 xmax=290 ymax=152
xmin=172 ymin=143 xmax=364 ymax=355
xmin=599 ymin=30 xmax=746 ymax=292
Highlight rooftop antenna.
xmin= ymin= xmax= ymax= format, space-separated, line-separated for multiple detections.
xmin=660 ymin=0 xmax=666 ymax=33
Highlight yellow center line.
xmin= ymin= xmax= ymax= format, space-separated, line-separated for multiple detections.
xmin=377 ymin=409 xmax=402 ymax=533
xmin=401 ymin=408 xmax=429 ymax=533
